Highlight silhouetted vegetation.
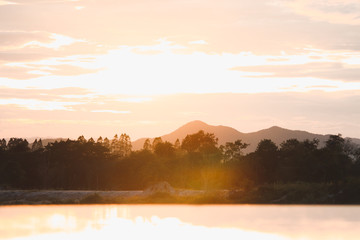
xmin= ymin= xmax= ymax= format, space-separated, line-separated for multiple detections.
xmin=0 ymin=131 xmax=360 ymax=203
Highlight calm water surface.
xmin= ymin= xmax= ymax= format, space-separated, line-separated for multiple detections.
xmin=0 ymin=205 xmax=359 ymax=240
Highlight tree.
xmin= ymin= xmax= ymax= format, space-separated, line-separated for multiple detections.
xmin=321 ymin=134 xmax=352 ymax=182
xmin=181 ymin=130 xmax=218 ymax=154
xmin=174 ymin=139 xmax=181 ymax=149
xmin=343 ymin=139 xmax=359 ymax=162
xmin=31 ymin=139 xmax=43 ymax=151
xmin=154 ymin=141 xmax=175 ymax=158
xmin=111 ymin=134 xmax=119 ymax=153
xmin=143 ymin=138 xmax=152 ymax=151
xmin=119 ymin=133 xmax=132 ymax=156
xmin=251 ymin=139 xmax=279 ymax=184
xmin=152 ymin=137 xmax=163 ymax=150
xmin=181 ymin=131 xmax=221 ymax=189
xmin=0 ymin=138 xmax=7 ymax=152
xmin=279 ymin=138 xmax=319 ymax=182
xmin=221 ymin=139 xmax=249 ymax=162
xmin=325 ymin=134 xmax=345 ymax=153
xmin=103 ymin=137 xmax=110 ymax=149
xmin=7 ymin=138 xmax=29 ymax=152
xmin=97 ymin=136 xmax=103 ymax=144
xmin=77 ymin=135 xmax=87 ymax=144
xmin=280 ymin=138 xmax=300 ymax=152
xmin=110 ymin=133 xmax=132 ymax=157
xmin=256 ymin=139 xmax=278 ymax=155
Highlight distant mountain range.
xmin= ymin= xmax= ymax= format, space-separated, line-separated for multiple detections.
xmin=27 ymin=138 xmax=67 ymax=146
xmin=24 ymin=120 xmax=360 ymax=153
xmin=132 ymin=120 xmax=360 ymax=153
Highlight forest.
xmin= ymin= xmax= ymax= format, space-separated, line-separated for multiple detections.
xmin=1 ymin=131 xmax=360 ymax=201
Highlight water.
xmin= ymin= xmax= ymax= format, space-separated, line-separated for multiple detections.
xmin=0 ymin=205 xmax=359 ymax=240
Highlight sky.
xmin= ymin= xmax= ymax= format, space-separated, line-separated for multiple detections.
xmin=1 ymin=0 xmax=360 ymax=141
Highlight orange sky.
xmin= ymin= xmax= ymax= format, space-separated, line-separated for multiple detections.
xmin=1 ymin=0 xmax=360 ymax=140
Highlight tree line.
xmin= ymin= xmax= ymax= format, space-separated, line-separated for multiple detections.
xmin=0 ymin=131 xmax=359 ymax=190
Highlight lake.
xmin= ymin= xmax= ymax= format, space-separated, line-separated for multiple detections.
xmin=0 ymin=205 xmax=359 ymax=240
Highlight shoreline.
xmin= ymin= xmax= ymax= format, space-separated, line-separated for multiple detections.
xmin=1 ymin=186 xmax=359 ymax=205
xmin=0 ymin=189 xmax=209 ymax=205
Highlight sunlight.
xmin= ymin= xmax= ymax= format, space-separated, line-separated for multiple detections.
xmin=1 ymin=40 xmax=359 ymax=96
xmin=47 ymin=43 xmax=360 ymax=95
xmin=39 ymin=209 xmax=289 ymax=240
xmin=0 ymin=98 xmax=81 ymax=111
xmin=47 ymin=214 xmax=76 ymax=230
xmin=116 ymin=97 xmax=152 ymax=103
xmin=91 ymin=110 xmax=130 ymax=114
xmin=23 ymin=33 xmax=84 ymax=50
xmin=0 ymin=0 xmax=16 ymax=5
xmin=188 ymin=40 xmax=208 ymax=45
xmin=89 ymin=43 xmax=345 ymax=95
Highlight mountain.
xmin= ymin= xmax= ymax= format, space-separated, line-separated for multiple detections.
xmin=132 ymin=120 xmax=360 ymax=153
xmin=132 ymin=120 xmax=243 ymax=150
xmin=28 ymin=138 xmax=68 ymax=148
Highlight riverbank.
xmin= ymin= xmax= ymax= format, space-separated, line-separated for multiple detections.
xmin=1 ymin=181 xmax=359 ymax=205
xmin=0 ymin=189 xmax=211 ymax=205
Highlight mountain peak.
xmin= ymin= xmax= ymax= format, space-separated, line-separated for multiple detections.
xmin=173 ymin=120 xmax=210 ymax=135
xmin=182 ymin=120 xmax=209 ymax=128
xmin=268 ymin=126 xmax=285 ymax=130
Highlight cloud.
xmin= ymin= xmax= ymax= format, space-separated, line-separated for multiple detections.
xmin=22 ymin=33 xmax=82 ymax=49
xmin=8 ymin=0 xmax=81 ymax=4
xmin=36 ymin=64 xmax=102 ymax=76
xmin=91 ymin=110 xmax=130 ymax=114
xmin=0 ymin=87 xmax=92 ymax=101
xmin=0 ymin=98 xmax=83 ymax=111
xmin=1 ymin=91 xmax=360 ymax=139
xmin=232 ymin=62 xmax=360 ymax=82
xmin=284 ymin=0 xmax=360 ymax=25
xmin=0 ymin=2 xmax=327 ymax=54
xmin=2 ymin=41 xmax=359 ymax=94
xmin=0 ymin=30 xmax=107 ymax=57
xmin=189 ymin=40 xmax=208 ymax=45
xmin=0 ymin=31 xmax=53 ymax=50
xmin=0 ymin=1 xmax=16 ymax=5
xmin=0 ymin=51 xmax=48 ymax=62
xmin=0 ymin=31 xmax=105 ymax=79
xmin=0 ymin=65 xmax=43 ymax=79
xmin=0 ymin=63 xmax=101 ymax=79
xmin=1 ymin=0 xmax=360 ymax=54
xmin=0 ymin=89 xmax=150 ymax=115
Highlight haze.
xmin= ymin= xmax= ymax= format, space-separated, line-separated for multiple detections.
xmin=1 ymin=0 xmax=360 ymax=140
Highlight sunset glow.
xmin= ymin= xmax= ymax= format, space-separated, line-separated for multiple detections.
xmin=1 ymin=0 xmax=360 ymax=139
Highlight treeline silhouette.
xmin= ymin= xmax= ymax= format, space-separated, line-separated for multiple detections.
xmin=0 ymin=131 xmax=360 ymax=190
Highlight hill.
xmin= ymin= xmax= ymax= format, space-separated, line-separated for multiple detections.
xmin=132 ymin=120 xmax=360 ymax=153
xmin=28 ymin=138 xmax=68 ymax=148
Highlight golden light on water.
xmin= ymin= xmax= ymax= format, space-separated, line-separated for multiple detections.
xmin=1 ymin=205 xmax=360 ymax=240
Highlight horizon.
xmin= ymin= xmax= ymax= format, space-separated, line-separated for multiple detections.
xmin=1 ymin=1 xmax=360 ymax=139
xmin=5 ymin=120 xmax=360 ymax=143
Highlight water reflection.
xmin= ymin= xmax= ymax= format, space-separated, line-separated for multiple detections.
xmin=0 ymin=205 xmax=359 ymax=240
